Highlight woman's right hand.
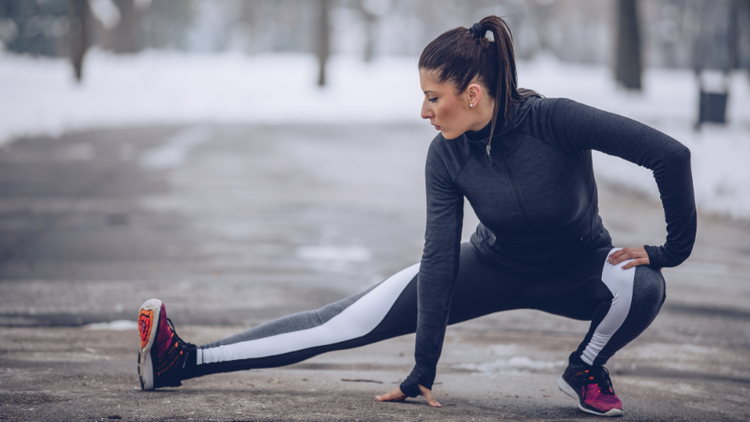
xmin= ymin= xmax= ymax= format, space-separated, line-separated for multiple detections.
xmin=374 ymin=385 xmax=442 ymax=408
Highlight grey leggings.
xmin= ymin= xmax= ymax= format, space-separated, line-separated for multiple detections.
xmin=189 ymin=243 xmax=666 ymax=378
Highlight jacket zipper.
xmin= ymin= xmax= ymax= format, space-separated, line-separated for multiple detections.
xmin=485 ymin=143 xmax=494 ymax=166
xmin=499 ymin=154 xmax=533 ymax=228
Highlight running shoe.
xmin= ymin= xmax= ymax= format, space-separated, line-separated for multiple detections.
xmin=558 ymin=363 xmax=623 ymax=417
xmin=138 ymin=298 xmax=194 ymax=390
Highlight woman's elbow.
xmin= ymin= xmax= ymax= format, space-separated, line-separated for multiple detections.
xmin=672 ymin=143 xmax=691 ymax=164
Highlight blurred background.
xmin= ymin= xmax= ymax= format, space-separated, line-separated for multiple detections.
xmin=2 ymin=0 xmax=749 ymax=218
xmin=0 ymin=0 xmax=748 ymax=226
xmin=2 ymin=0 xmax=749 ymax=75
xmin=1 ymin=0 xmax=749 ymax=219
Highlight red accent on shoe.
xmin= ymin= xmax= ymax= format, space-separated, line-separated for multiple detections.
xmin=138 ymin=309 xmax=153 ymax=349
xmin=155 ymin=305 xmax=173 ymax=357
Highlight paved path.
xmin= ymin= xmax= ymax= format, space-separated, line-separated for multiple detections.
xmin=1 ymin=124 xmax=749 ymax=421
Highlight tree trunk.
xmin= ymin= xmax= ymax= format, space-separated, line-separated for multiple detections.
xmin=734 ymin=0 xmax=750 ymax=72
xmin=740 ymin=0 xmax=750 ymax=83
xmin=113 ymin=0 xmax=138 ymax=54
xmin=314 ymin=0 xmax=331 ymax=87
xmin=615 ymin=0 xmax=642 ymax=90
xmin=68 ymin=0 xmax=91 ymax=82
xmin=363 ymin=14 xmax=376 ymax=63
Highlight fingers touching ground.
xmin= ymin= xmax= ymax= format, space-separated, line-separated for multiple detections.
xmin=419 ymin=385 xmax=442 ymax=408
xmin=374 ymin=385 xmax=441 ymax=408
xmin=374 ymin=387 xmax=407 ymax=402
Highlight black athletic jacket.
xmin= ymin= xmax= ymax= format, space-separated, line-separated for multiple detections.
xmin=400 ymin=96 xmax=697 ymax=397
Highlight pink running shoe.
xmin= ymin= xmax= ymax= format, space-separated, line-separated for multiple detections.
xmin=558 ymin=364 xmax=623 ymax=417
xmin=138 ymin=299 xmax=194 ymax=390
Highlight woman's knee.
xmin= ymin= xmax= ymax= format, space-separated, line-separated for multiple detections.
xmin=633 ymin=265 xmax=666 ymax=313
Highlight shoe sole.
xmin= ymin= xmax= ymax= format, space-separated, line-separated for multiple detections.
xmin=138 ymin=298 xmax=163 ymax=391
xmin=557 ymin=376 xmax=624 ymax=417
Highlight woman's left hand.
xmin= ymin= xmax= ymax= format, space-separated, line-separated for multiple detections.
xmin=375 ymin=385 xmax=441 ymax=408
xmin=607 ymin=247 xmax=650 ymax=269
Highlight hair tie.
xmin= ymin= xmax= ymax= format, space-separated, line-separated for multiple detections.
xmin=469 ymin=23 xmax=485 ymax=39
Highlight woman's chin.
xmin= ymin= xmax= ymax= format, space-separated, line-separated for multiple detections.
xmin=441 ymin=129 xmax=462 ymax=140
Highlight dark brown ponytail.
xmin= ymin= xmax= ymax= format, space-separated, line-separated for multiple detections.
xmin=418 ymin=15 xmax=539 ymax=144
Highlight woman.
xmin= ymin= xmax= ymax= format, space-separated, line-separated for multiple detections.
xmin=137 ymin=16 xmax=696 ymax=418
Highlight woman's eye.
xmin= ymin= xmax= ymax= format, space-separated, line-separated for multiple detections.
xmin=428 ymin=97 xmax=438 ymax=103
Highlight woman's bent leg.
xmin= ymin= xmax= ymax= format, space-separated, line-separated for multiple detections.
xmin=529 ymin=248 xmax=666 ymax=365
xmin=575 ymin=264 xmax=666 ymax=366
xmin=528 ymin=248 xmax=666 ymax=416
xmin=528 ymin=248 xmax=666 ymax=366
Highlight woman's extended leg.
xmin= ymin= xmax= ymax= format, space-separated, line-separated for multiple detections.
xmin=190 ymin=243 xmax=528 ymax=378
xmin=190 ymin=263 xmax=422 ymax=377
xmin=139 ymin=243 xmax=529 ymax=389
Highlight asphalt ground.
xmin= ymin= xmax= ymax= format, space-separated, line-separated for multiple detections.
xmin=1 ymin=124 xmax=749 ymax=421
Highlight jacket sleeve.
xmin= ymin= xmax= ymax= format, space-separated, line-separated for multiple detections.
xmin=546 ymin=98 xmax=697 ymax=268
xmin=399 ymin=141 xmax=464 ymax=397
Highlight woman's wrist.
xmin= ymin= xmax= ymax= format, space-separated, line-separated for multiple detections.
xmin=399 ymin=380 xmax=421 ymax=398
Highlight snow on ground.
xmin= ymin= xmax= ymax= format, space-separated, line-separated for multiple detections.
xmin=1 ymin=49 xmax=749 ymax=219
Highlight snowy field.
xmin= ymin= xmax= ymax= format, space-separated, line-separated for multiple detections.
xmin=1 ymin=49 xmax=749 ymax=220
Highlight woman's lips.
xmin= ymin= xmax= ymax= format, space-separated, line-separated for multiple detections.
xmin=433 ymin=125 xmax=441 ymax=130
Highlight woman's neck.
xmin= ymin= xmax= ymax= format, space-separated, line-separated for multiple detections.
xmin=464 ymin=119 xmax=493 ymax=142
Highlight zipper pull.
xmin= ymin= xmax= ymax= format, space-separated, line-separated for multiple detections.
xmin=485 ymin=144 xmax=494 ymax=166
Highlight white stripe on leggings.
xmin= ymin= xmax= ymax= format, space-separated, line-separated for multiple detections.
xmin=197 ymin=263 xmax=420 ymax=365
xmin=580 ymin=248 xmax=635 ymax=366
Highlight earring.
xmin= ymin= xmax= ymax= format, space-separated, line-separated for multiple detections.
xmin=469 ymin=103 xmax=474 ymax=108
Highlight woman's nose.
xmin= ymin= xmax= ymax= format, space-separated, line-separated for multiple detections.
xmin=421 ymin=103 xmax=433 ymax=120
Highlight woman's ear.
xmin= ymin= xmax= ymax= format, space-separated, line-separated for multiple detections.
xmin=467 ymin=83 xmax=483 ymax=108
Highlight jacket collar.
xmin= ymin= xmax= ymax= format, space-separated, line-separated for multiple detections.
xmin=460 ymin=96 xmax=538 ymax=165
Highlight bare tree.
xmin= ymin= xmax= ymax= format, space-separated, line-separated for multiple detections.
xmin=357 ymin=0 xmax=392 ymax=63
xmin=314 ymin=0 xmax=331 ymax=87
xmin=739 ymin=0 xmax=750 ymax=79
xmin=358 ymin=3 xmax=377 ymax=63
xmin=112 ymin=0 xmax=138 ymax=53
xmin=615 ymin=0 xmax=642 ymax=90
xmin=68 ymin=0 xmax=91 ymax=82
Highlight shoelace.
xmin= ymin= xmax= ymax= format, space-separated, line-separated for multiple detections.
xmin=569 ymin=366 xmax=616 ymax=395
xmin=166 ymin=318 xmax=197 ymax=370
xmin=167 ymin=318 xmax=195 ymax=348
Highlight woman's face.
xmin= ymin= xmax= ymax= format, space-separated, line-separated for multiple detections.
xmin=419 ymin=69 xmax=482 ymax=140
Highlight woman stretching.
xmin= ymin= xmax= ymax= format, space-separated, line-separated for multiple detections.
xmin=137 ymin=16 xmax=696 ymax=418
